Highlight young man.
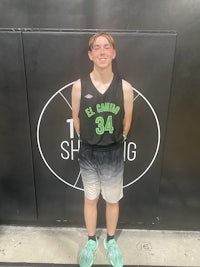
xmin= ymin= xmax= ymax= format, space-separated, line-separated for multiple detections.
xmin=72 ymin=32 xmax=133 ymax=267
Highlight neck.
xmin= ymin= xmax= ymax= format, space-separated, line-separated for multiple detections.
xmin=91 ymin=68 xmax=113 ymax=84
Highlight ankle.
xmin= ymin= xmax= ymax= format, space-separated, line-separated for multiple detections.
xmin=107 ymin=234 xmax=114 ymax=242
xmin=88 ymin=235 xmax=96 ymax=241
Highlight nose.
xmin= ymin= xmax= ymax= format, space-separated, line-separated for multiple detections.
xmin=100 ymin=46 xmax=105 ymax=54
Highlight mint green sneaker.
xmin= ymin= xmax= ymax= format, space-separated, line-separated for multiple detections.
xmin=104 ymin=238 xmax=124 ymax=267
xmin=79 ymin=238 xmax=98 ymax=267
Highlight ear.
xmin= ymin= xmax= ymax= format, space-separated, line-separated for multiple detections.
xmin=112 ymin=49 xmax=116 ymax=60
xmin=88 ymin=50 xmax=93 ymax=61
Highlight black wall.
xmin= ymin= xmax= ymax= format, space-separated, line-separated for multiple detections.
xmin=0 ymin=0 xmax=200 ymax=230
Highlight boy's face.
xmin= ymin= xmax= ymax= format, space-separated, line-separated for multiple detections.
xmin=88 ymin=36 xmax=116 ymax=69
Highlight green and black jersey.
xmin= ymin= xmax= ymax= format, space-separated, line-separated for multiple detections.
xmin=79 ymin=74 xmax=124 ymax=146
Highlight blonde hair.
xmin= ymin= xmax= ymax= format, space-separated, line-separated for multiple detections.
xmin=88 ymin=32 xmax=115 ymax=50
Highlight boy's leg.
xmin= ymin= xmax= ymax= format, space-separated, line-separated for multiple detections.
xmin=104 ymin=202 xmax=124 ymax=267
xmin=79 ymin=196 xmax=99 ymax=267
xmin=84 ymin=195 xmax=99 ymax=236
xmin=106 ymin=201 xmax=119 ymax=236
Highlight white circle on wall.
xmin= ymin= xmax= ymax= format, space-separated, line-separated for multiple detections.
xmin=37 ymin=81 xmax=160 ymax=191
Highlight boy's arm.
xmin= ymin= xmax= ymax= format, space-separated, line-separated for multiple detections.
xmin=122 ymin=79 xmax=134 ymax=138
xmin=71 ymin=79 xmax=81 ymax=136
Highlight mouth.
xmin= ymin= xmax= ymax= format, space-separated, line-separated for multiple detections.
xmin=99 ymin=58 xmax=107 ymax=62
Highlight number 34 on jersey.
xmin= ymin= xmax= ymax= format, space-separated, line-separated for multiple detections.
xmin=84 ymin=102 xmax=121 ymax=135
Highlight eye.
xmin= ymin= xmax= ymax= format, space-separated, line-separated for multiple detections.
xmin=105 ymin=45 xmax=111 ymax=49
xmin=92 ymin=45 xmax=100 ymax=51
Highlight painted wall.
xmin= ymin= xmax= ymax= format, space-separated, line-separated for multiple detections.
xmin=0 ymin=0 xmax=200 ymax=230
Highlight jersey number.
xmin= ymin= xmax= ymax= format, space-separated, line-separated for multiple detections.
xmin=95 ymin=115 xmax=114 ymax=135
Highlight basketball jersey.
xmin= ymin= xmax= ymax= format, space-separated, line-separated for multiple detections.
xmin=79 ymin=74 xmax=124 ymax=146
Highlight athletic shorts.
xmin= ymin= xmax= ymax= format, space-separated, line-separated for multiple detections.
xmin=78 ymin=142 xmax=124 ymax=203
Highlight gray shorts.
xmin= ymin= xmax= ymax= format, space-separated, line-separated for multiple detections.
xmin=78 ymin=143 xmax=124 ymax=203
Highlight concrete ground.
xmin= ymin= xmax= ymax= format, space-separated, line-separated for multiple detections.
xmin=0 ymin=225 xmax=200 ymax=266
